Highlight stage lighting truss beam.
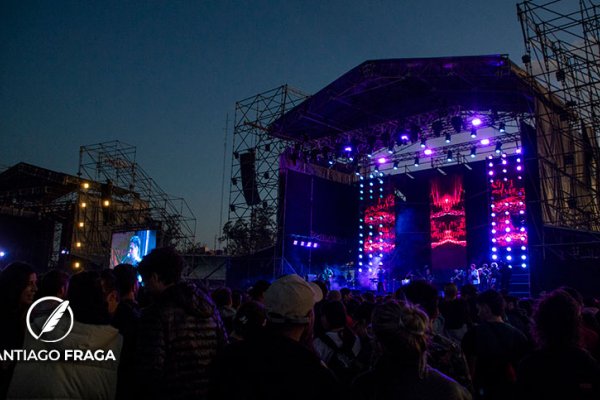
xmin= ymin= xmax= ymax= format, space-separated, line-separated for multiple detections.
xmin=518 ymin=0 xmax=600 ymax=232
xmin=76 ymin=140 xmax=196 ymax=266
xmin=227 ymin=85 xmax=309 ymax=255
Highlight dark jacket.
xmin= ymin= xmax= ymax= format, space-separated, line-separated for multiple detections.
xmin=136 ymin=282 xmax=227 ymax=400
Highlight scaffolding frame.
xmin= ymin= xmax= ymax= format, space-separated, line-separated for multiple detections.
xmin=75 ymin=141 xmax=196 ymax=266
xmin=227 ymin=85 xmax=308 ymax=254
xmin=518 ymin=0 xmax=600 ymax=233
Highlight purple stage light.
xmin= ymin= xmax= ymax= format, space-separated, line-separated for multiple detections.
xmin=313 ymin=243 xmax=318 ymax=248
xmin=300 ymin=241 xmax=305 ymax=246
xmin=472 ymin=117 xmax=482 ymax=126
xmin=400 ymin=134 xmax=409 ymax=141
xmin=378 ymin=157 xmax=386 ymax=164
xmin=293 ymin=240 xmax=298 ymax=245
xmin=489 ymin=171 xmax=494 ymax=176
xmin=424 ymin=148 xmax=433 ymax=156
xmin=306 ymin=242 xmax=312 ymax=247
xmin=344 ymin=146 xmax=352 ymax=152
xmin=481 ymin=138 xmax=490 ymax=145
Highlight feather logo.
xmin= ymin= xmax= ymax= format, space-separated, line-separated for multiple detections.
xmin=26 ymin=296 xmax=74 ymax=343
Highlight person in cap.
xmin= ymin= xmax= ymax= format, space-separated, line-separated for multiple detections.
xmin=209 ymin=274 xmax=339 ymax=400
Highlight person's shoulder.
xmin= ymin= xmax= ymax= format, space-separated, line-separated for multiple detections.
xmin=424 ymin=367 xmax=472 ymax=399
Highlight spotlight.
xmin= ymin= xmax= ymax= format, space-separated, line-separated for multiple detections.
xmin=393 ymin=161 xmax=399 ymax=170
xmin=378 ymin=157 xmax=386 ymax=164
xmin=445 ymin=132 xmax=452 ymax=143
xmin=0 ymin=251 xmax=5 ymax=258
xmin=387 ymin=144 xmax=394 ymax=154
xmin=470 ymin=128 xmax=477 ymax=138
xmin=480 ymin=138 xmax=490 ymax=145
xmin=82 ymin=182 xmax=90 ymax=189
xmin=499 ymin=122 xmax=506 ymax=133
xmin=472 ymin=117 xmax=482 ymax=127
xmin=424 ymin=148 xmax=433 ymax=156
xmin=374 ymin=164 xmax=379 ymax=172
xmin=293 ymin=240 xmax=298 ymax=245
xmin=447 ymin=150 xmax=453 ymax=162
xmin=470 ymin=146 xmax=477 ymax=158
xmin=414 ymin=156 xmax=419 ymax=167
xmin=450 ymin=116 xmax=463 ymax=133
xmin=495 ymin=141 xmax=503 ymax=154
xmin=420 ymin=138 xmax=427 ymax=148
xmin=344 ymin=145 xmax=352 ymax=152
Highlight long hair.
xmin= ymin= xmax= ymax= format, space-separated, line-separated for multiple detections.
xmin=372 ymin=300 xmax=429 ymax=376
xmin=0 ymin=262 xmax=35 ymax=314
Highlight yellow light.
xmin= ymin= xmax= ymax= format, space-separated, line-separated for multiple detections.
xmin=81 ymin=202 xmax=87 ymax=208
xmin=74 ymin=262 xmax=80 ymax=269
xmin=79 ymin=222 xmax=84 ymax=228
xmin=103 ymin=200 xmax=110 ymax=207
xmin=83 ymin=182 xmax=90 ymax=189
xmin=76 ymin=242 xmax=82 ymax=248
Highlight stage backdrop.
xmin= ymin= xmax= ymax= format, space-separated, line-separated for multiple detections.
xmin=280 ymin=169 xmax=358 ymax=279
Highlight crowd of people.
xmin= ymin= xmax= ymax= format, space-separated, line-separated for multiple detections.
xmin=1 ymin=247 xmax=600 ymax=399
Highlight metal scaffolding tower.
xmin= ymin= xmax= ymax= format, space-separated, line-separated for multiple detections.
xmin=75 ymin=140 xmax=196 ymax=266
xmin=227 ymin=85 xmax=308 ymax=254
xmin=518 ymin=0 xmax=600 ymax=231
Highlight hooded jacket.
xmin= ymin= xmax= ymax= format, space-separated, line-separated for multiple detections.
xmin=136 ymin=282 xmax=226 ymax=400
xmin=7 ymin=320 xmax=122 ymax=399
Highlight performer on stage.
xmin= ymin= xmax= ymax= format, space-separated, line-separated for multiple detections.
xmin=376 ymin=267 xmax=386 ymax=293
xmin=121 ymin=235 xmax=143 ymax=266
xmin=321 ymin=266 xmax=334 ymax=289
xmin=468 ymin=263 xmax=480 ymax=288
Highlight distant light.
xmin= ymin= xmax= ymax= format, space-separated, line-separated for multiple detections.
xmin=103 ymin=200 xmax=111 ymax=207
xmin=344 ymin=146 xmax=352 ymax=152
xmin=516 ymin=148 xmax=522 ymax=154
xmin=492 ymin=254 xmax=498 ymax=260
xmin=470 ymin=128 xmax=477 ymax=138
xmin=82 ymin=182 xmax=90 ymax=189
xmin=521 ymin=263 xmax=527 ymax=268
xmin=424 ymin=148 xmax=433 ymax=156
xmin=472 ymin=117 xmax=482 ymax=127
xmin=0 ymin=251 xmax=5 ymax=258
xmin=79 ymin=222 xmax=84 ymax=228
xmin=378 ymin=157 xmax=386 ymax=164
xmin=470 ymin=146 xmax=477 ymax=157
xmin=507 ymin=255 xmax=512 ymax=261
xmin=313 ymin=243 xmax=318 ymax=248
xmin=447 ymin=150 xmax=453 ymax=162
xmin=306 ymin=242 xmax=312 ymax=247
xmin=358 ymin=268 xmax=363 ymax=273
xmin=480 ymin=138 xmax=490 ymax=145
xmin=420 ymin=138 xmax=427 ymax=148
xmin=400 ymin=134 xmax=409 ymax=142
xmin=495 ymin=141 xmax=502 ymax=154
xmin=81 ymin=202 xmax=87 ymax=208
xmin=445 ymin=132 xmax=452 ymax=143
xmin=300 ymin=241 xmax=305 ymax=246
xmin=489 ymin=171 xmax=494 ymax=176
xmin=293 ymin=240 xmax=298 ymax=245
xmin=76 ymin=242 xmax=82 ymax=248
xmin=393 ymin=161 xmax=399 ymax=170
xmin=499 ymin=122 xmax=506 ymax=132
xmin=74 ymin=262 xmax=80 ymax=269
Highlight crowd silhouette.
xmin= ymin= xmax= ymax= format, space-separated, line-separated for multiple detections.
xmin=1 ymin=248 xmax=599 ymax=399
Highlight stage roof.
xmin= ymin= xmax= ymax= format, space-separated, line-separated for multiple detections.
xmin=269 ymin=55 xmax=535 ymax=141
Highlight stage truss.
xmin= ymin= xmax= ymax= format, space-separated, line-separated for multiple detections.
xmin=74 ymin=140 xmax=196 ymax=266
xmin=227 ymin=85 xmax=308 ymax=254
xmin=519 ymin=0 xmax=600 ymax=233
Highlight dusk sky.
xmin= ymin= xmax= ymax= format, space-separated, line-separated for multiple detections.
xmin=1 ymin=1 xmax=528 ymax=247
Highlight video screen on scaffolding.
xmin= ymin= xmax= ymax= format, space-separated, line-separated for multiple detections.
xmin=109 ymin=229 xmax=157 ymax=268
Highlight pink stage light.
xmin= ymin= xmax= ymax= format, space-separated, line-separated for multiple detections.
xmin=378 ymin=157 xmax=386 ymax=164
xmin=424 ymin=148 xmax=433 ymax=156
xmin=472 ymin=117 xmax=482 ymax=126
xmin=481 ymin=138 xmax=490 ymax=145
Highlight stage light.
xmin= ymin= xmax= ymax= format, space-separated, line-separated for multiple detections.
xmin=445 ymin=132 xmax=452 ymax=143
xmin=492 ymin=254 xmax=498 ymax=260
xmin=450 ymin=116 xmax=463 ymax=133
xmin=388 ymin=144 xmax=394 ymax=154
xmin=468 ymin=146 xmax=476 ymax=158
xmin=420 ymin=138 xmax=427 ymax=148
xmin=358 ymin=268 xmax=362 ymax=272
xmin=424 ymin=148 xmax=433 ymax=156
xmin=344 ymin=145 xmax=352 ymax=152
xmin=378 ymin=157 xmax=386 ymax=164
xmin=293 ymin=240 xmax=298 ymax=245
xmin=489 ymin=171 xmax=494 ymax=176
xmin=447 ymin=150 xmax=453 ymax=162
xmin=521 ymin=263 xmax=527 ymax=268
xmin=517 ymin=166 xmax=522 ymax=171
xmin=499 ymin=122 xmax=506 ymax=132
xmin=470 ymin=128 xmax=477 ymax=138
xmin=313 ymin=243 xmax=318 ymax=248
xmin=506 ymin=255 xmax=512 ymax=261
xmin=306 ymin=242 xmax=312 ymax=247
xmin=481 ymin=138 xmax=490 ymax=145
xmin=393 ymin=161 xmax=399 ymax=170
xmin=521 ymin=255 xmax=526 ymax=260
xmin=492 ymin=247 xmax=497 ymax=252
xmin=74 ymin=262 xmax=80 ymax=269
xmin=414 ymin=156 xmax=419 ymax=167
xmin=516 ymin=147 xmax=522 ymax=154
xmin=374 ymin=164 xmax=379 ymax=172
xmin=495 ymin=141 xmax=502 ymax=153
xmin=0 ymin=251 xmax=5 ymax=258
xmin=472 ymin=117 xmax=482 ymax=127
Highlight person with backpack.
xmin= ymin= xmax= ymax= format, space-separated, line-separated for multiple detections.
xmin=313 ymin=300 xmax=363 ymax=383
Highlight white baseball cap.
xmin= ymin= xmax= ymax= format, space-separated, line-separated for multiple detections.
xmin=264 ymin=274 xmax=323 ymax=324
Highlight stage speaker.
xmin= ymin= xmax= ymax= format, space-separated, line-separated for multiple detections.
xmin=240 ymin=151 xmax=261 ymax=206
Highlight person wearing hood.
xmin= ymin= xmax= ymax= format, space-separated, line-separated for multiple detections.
xmin=136 ymin=247 xmax=227 ymax=400
xmin=7 ymin=271 xmax=122 ymax=399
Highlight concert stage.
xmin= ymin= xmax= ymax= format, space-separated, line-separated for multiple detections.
xmin=239 ymin=54 xmax=600 ymax=296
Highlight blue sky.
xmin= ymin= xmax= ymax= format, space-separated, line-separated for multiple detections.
xmin=1 ymin=1 xmax=527 ymax=247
